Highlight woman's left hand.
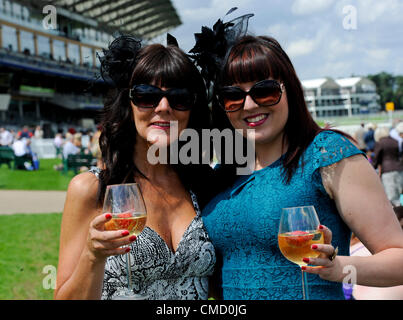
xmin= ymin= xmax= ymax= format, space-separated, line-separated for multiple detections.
xmin=301 ymin=225 xmax=344 ymax=283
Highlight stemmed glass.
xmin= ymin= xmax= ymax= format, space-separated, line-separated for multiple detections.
xmin=278 ymin=206 xmax=324 ymax=300
xmin=103 ymin=183 xmax=147 ymax=300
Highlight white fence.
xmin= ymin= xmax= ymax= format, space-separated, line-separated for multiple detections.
xmin=30 ymin=138 xmax=57 ymax=159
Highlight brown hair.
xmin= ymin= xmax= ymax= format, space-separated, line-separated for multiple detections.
xmin=97 ymin=43 xmax=212 ymax=205
xmin=213 ymin=35 xmax=351 ymax=183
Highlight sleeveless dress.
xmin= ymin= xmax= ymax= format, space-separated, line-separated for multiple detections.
xmin=202 ymin=131 xmax=365 ymax=300
xmin=89 ymin=168 xmax=216 ymax=300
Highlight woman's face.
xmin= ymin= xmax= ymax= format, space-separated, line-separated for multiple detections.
xmin=225 ymin=79 xmax=289 ymax=146
xmin=131 ymin=85 xmax=191 ymax=148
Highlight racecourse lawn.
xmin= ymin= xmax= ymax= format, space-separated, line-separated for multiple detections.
xmin=0 ymin=213 xmax=62 ymax=300
xmin=0 ymin=158 xmax=73 ymax=299
xmin=0 ymin=158 xmax=74 ymax=190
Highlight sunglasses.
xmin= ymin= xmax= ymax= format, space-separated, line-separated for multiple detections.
xmin=218 ymin=79 xmax=284 ymax=112
xmin=129 ymin=84 xmax=196 ymax=111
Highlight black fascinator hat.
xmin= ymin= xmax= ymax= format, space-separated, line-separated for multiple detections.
xmin=188 ymin=7 xmax=254 ymax=98
xmin=98 ymin=34 xmax=142 ymax=89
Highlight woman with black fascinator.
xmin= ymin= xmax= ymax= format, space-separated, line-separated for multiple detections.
xmin=192 ymin=9 xmax=403 ymax=300
xmin=54 ymin=35 xmax=217 ymax=300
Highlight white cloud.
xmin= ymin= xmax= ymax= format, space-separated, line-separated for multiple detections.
xmin=366 ymin=48 xmax=390 ymax=61
xmin=286 ymin=38 xmax=316 ymax=57
xmin=291 ymin=0 xmax=335 ymax=15
xmin=178 ymin=0 xmax=254 ymax=22
xmin=170 ymin=0 xmax=403 ymax=78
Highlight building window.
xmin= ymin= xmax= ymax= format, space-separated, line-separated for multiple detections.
xmin=53 ymin=39 xmax=66 ymax=61
xmin=81 ymin=46 xmax=93 ymax=67
xmin=20 ymin=30 xmax=35 ymax=54
xmin=2 ymin=25 xmax=17 ymax=51
xmin=37 ymin=35 xmax=51 ymax=58
xmin=67 ymin=43 xmax=80 ymax=64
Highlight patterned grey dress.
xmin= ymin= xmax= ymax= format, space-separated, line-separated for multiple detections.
xmin=89 ymin=168 xmax=216 ymax=300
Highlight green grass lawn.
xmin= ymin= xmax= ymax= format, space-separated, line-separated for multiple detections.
xmin=0 ymin=158 xmax=75 ymax=299
xmin=0 ymin=213 xmax=62 ymax=300
xmin=0 ymin=158 xmax=75 ymax=191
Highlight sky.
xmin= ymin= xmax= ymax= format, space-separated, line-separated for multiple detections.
xmin=163 ymin=0 xmax=403 ymax=81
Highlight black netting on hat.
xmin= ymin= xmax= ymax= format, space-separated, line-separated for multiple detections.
xmin=98 ymin=34 xmax=142 ymax=89
xmin=188 ymin=8 xmax=254 ymax=96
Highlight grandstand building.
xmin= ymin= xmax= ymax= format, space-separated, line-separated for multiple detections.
xmin=302 ymin=76 xmax=381 ymax=118
xmin=0 ymin=0 xmax=181 ymax=136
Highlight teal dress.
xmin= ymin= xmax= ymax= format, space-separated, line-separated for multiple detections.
xmin=202 ymin=131 xmax=365 ymax=300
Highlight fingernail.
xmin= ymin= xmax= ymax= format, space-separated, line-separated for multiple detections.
xmin=319 ymin=225 xmax=325 ymax=230
xmin=312 ymin=245 xmax=318 ymax=250
xmin=105 ymin=213 xmax=112 ymax=220
xmin=125 ymin=247 xmax=130 ymax=253
xmin=302 ymin=258 xmax=310 ymax=263
xmin=301 ymin=266 xmax=307 ymax=271
xmin=121 ymin=230 xmax=130 ymax=237
xmin=129 ymin=235 xmax=137 ymax=242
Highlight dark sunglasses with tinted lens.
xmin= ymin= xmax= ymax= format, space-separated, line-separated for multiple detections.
xmin=129 ymin=84 xmax=196 ymax=111
xmin=218 ymin=79 xmax=284 ymax=112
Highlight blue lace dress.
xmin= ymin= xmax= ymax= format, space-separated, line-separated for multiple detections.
xmin=202 ymin=131 xmax=365 ymax=300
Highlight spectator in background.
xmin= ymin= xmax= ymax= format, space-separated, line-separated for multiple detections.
xmin=34 ymin=125 xmax=44 ymax=139
xmin=12 ymin=136 xmax=33 ymax=170
xmin=54 ymin=130 xmax=64 ymax=158
xmin=18 ymin=126 xmax=33 ymax=139
xmin=0 ymin=127 xmax=13 ymax=146
xmin=373 ymin=125 xmax=403 ymax=206
xmin=353 ymin=123 xmax=366 ymax=152
xmin=62 ymin=132 xmax=80 ymax=159
xmin=81 ymin=130 xmax=91 ymax=151
xmin=364 ymin=123 xmax=376 ymax=163
xmin=390 ymin=119 xmax=403 ymax=153
xmin=90 ymin=125 xmax=102 ymax=168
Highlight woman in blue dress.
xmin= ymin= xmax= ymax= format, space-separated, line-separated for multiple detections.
xmin=191 ymin=15 xmax=403 ymax=300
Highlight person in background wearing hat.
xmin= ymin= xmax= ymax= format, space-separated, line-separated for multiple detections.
xmin=373 ymin=125 xmax=403 ymax=206
xmin=364 ymin=123 xmax=376 ymax=163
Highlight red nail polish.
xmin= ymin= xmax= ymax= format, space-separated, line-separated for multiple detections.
xmin=125 ymin=247 xmax=130 ymax=253
xmin=301 ymin=266 xmax=307 ymax=271
xmin=121 ymin=230 xmax=130 ymax=237
xmin=319 ymin=225 xmax=324 ymax=230
xmin=105 ymin=213 xmax=112 ymax=220
xmin=129 ymin=235 xmax=136 ymax=242
xmin=312 ymin=245 xmax=318 ymax=250
xmin=303 ymin=258 xmax=310 ymax=263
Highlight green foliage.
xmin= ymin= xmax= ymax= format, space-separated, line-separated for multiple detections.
xmin=368 ymin=72 xmax=403 ymax=110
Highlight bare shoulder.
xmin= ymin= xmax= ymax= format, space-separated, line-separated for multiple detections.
xmin=67 ymin=172 xmax=99 ymax=200
xmin=320 ymin=153 xmax=371 ymax=199
xmin=63 ymin=172 xmax=101 ymax=218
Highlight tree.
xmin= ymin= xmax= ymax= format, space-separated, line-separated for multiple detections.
xmin=368 ymin=72 xmax=403 ymax=110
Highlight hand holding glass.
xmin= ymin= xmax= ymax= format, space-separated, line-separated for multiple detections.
xmin=103 ymin=183 xmax=147 ymax=299
xmin=278 ymin=206 xmax=324 ymax=299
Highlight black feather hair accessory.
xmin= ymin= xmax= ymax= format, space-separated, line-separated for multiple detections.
xmin=188 ymin=7 xmax=254 ymax=97
xmin=98 ymin=34 xmax=142 ymax=89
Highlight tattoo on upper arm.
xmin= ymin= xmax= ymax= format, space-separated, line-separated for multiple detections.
xmin=320 ymin=163 xmax=338 ymax=199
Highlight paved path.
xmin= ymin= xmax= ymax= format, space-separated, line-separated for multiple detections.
xmin=0 ymin=190 xmax=67 ymax=214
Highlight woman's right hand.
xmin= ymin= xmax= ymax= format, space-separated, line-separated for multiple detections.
xmin=86 ymin=213 xmax=137 ymax=261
